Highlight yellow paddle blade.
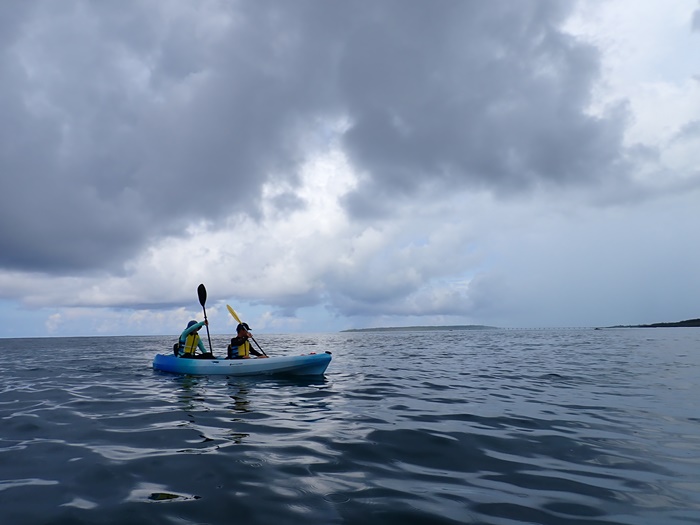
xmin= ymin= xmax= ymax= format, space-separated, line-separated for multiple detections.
xmin=226 ymin=304 xmax=242 ymax=324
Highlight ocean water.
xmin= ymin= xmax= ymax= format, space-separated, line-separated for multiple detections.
xmin=1 ymin=328 xmax=699 ymax=525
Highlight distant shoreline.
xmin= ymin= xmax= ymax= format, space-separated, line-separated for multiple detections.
xmin=342 ymin=318 xmax=700 ymax=332
xmin=604 ymin=318 xmax=700 ymax=329
xmin=340 ymin=325 xmax=497 ymax=333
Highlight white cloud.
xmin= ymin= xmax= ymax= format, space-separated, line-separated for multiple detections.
xmin=568 ymin=0 xmax=700 ymax=188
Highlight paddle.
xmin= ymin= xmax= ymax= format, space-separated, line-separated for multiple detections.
xmin=226 ymin=304 xmax=267 ymax=356
xmin=197 ymin=283 xmax=214 ymax=354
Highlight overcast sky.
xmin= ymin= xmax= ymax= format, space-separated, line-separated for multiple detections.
xmin=1 ymin=0 xmax=699 ymax=338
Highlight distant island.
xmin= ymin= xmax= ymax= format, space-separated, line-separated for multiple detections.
xmin=343 ymin=318 xmax=700 ymax=332
xmin=341 ymin=325 xmax=497 ymax=333
xmin=606 ymin=318 xmax=700 ymax=328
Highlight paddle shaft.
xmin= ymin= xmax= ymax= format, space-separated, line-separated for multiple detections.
xmin=249 ymin=335 xmax=266 ymax=356
xmin=197 ymin=284 xmax=214 ymax=354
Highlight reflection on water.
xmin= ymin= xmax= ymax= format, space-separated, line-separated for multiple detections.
xmin=228 ymin=384 xmax=251 ymax=414
xmin=175 ymin=375 xmax=206 ymax=411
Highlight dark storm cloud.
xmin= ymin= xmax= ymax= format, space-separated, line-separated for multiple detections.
xmin=336 ymin=1 xmax=626 ymax=216
xmin=0 ymin=0 xmax=624 ymax=274
xmin=0 ymin=0 xmax=301 ymax=273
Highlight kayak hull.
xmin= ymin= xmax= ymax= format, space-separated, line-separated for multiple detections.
xmin=152 ymin=352 xmax=332 ymax=376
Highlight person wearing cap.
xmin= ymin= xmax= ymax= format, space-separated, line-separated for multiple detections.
xmin=176 ymin=319 xmax=215 ymax=359
xmin=227 ymin=322 xmax=264 ymax=359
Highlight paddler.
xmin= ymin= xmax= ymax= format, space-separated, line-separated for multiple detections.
xmin=177 ymin=319 xmax=216 ymax=359
xmin=226 ymin=323 xmax=266 ymax=359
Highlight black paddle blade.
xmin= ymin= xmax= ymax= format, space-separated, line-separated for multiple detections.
xmin=197 ymin=284 xmax=207 ymax=306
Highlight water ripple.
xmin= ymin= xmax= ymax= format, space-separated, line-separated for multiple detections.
xmin=0 ymin=331 xmax=699 ymax=524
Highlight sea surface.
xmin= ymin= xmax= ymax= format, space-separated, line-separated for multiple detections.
xmin=1 ymin=328 xmax=699 ymax=525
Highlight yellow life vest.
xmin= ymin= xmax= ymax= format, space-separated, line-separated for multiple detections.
xmin=183 ymin=333 xmax=200 ymax=356
xmin=236 ymin=340 xmax=251 ymax=358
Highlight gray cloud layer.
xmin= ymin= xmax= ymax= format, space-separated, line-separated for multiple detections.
xmin=2 ymin=0 xmax=630 ymax=276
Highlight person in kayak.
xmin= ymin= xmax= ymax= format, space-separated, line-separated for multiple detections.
xmin=177 ymin=320 xmax=216 ymax=359
xmin=227 ymin=322 xmax=265 ymax=359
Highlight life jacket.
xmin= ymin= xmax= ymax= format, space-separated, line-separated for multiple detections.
xmin=182 ymin=333 xmax=201 ymax=356
xmin=236 ymin=339 xmax=251 ymax=358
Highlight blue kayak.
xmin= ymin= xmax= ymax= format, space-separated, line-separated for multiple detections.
xmin=152 ymin=351 xmax=332 ymax=376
